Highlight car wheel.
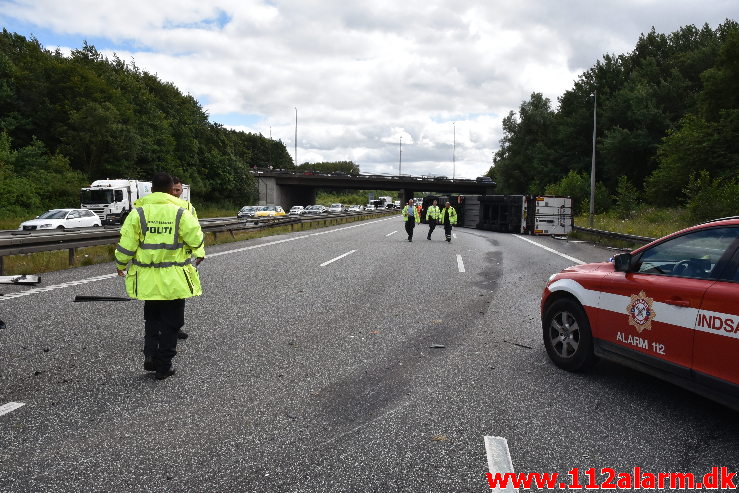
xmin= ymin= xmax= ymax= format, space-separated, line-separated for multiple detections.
xmin=57 ymin=225 xmax=65 ymax=230
xmin=542 ymin=298 xmax=597 ymax=371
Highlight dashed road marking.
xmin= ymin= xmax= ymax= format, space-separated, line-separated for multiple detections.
xmin=320 ymin=250 xmax=356 ymax=267
xmin=385 ymin=230 xmax=398 ymax=237
xmin=484 ymin=436 xmax=518 ymax=492
xmin=457 ymin=254 xmax=465 ymax=273
xmin=0 ymin=402 xmax=25 ymax=417
xmin=453 ymin=233 xmax=457 ymax=239
xmin=514 ymin=235 xmax=584 ymax=265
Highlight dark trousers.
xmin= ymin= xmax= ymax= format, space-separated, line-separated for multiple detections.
xmin=144 ymin=299 xmax=186 ymax=371
xmin=444 ymin=223 xmax=453 ymax=240
xmin=405 ymin=218 xmax=416 ymax=238
xmin=427 ymin=219 xmax=437 ymax=238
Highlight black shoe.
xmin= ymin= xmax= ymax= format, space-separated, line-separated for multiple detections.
xmin=144 ymin=357 xmax=156 ymax=372
xmin=409 ymin=237 xmax=412 ymax=242
xmin=447 ymin=238 xmax=451 ymax=242
xmin=177 ymin=330 xmax=188 ymax=340
xmin=155 ymin=368 xmax=176 ymax=380
xmin=427 ymin=236 xmax=431 ymax=240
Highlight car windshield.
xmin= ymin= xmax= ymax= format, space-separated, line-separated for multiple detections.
xmin=80 ymin=189 xmax=114 ymax=204
xmin=37 ymin=210 xmax=69 ymax=219
xmin=260 ymin=206 xmax=275 ymax=211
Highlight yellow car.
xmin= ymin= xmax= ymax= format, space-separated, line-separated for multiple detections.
xmin=254 ymin=205 xmax=286 ymax=217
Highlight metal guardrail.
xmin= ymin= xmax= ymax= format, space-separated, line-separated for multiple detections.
xmin=0 ymin=209 xmax=397 ymax=274
xmin=573 ymin=226 xmax=655 ymax=244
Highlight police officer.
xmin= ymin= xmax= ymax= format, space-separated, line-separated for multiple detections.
xmin=402 ymin=198 xmax=421 ymax=242
xmin=426 ymin=199 xmax=440 ymax=240
xmin=115 ymin=172 xmax=205 ymax=380
xmin=169 ymin=176 xmax=198 ymax=340
xmin=171 ymin=176 xmax=198 ymax=219
xmin=439 ymin=201 xmax=457 ymax=242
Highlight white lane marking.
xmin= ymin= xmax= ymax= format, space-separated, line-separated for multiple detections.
xmin=320 ymin=250 xmax=357 ymax=267
xmin=457 ymin=254 xmax=465 ymax=273
xmin=0 ymin=217 xmax=396 ymax=302
xmin=0 ymin=402 xmax=25 ymax=417
xmin=484 ymin=436 xmax=518 ymax=492
xmin=514 ymin=235 xmax=584 ymax=265
xmin=453 ymin=233 xmax=457 ymax=239
xmin=385 ymin=230 xmax=398 ymax=237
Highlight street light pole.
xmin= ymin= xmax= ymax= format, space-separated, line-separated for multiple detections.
xmin=589 ymin=91 xmax=596 ymax=227
xmin=399 ymin=135 xmax=402 ymax=176
xmin=294 ymin=107 xmax=298 ymax=167
xmin=452 ymin=122 xmax=456 ymax=180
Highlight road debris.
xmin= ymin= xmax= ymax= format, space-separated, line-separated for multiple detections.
xmin=0 ymin=274 xmax=41 ymax=285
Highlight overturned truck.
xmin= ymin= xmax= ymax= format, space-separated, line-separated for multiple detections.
xmin=418 ymin=195 xmax=573 ymax=236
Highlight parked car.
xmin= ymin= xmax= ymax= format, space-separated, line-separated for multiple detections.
xmin=289 ymin=206 xmax=306 ymax=216
xmin=305 ymin=205 xmax=328 ymax=214
xmin=254 ymin=205 xmax=286 ymax=217
xmin=348 ymin=205 xmax=364 ymax=212
xmin=19 ymin=209 xmax=101 ymax=231
xmin=328 ymin=203 xmax=345 ymax=213
xmin=365 ymin=204 xmax=376 ymax=211
xmin=237 ymin=205 xmax=258 ymax=218
xmin=541 ymin=216 xmax=739 ymax=410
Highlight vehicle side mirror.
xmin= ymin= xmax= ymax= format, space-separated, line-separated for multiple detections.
xmin=613 ymin=253 xmax=633 ymax=273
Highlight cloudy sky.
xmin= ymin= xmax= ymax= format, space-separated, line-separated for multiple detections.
xmin=0 ymin=1 xmax=736 ymax=178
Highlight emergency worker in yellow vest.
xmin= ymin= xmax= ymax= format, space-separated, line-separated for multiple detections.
xmin=170 ymin=176 xmax=198 ymax=340
xmin=439 ymin=201 xmax=458 ymax=242
xmin=426 ymin=199 xmax=440 ymax=240
xmin=401 ymin=198 xmax=421 ymax=242
xmin=115 ymin=172 xmax=205 ymax=380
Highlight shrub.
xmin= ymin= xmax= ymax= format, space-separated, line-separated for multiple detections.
xmin=684 ymin=170 xmax=739 ymax=222
xmin=613 ymin=175 xmax=641 ymax=219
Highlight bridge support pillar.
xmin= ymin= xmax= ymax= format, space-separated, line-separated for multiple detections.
xmin=399 ymin=189 xmax=415 ymax=205
xmin=257 ymin=177 xmax=316 ymax=210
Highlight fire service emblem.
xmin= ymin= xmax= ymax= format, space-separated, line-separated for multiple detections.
xmin=626 ymin=291 xmax=656 ymax=333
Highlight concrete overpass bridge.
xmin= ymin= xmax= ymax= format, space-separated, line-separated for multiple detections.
xmin=254 ymin=170 xmax=495 ymax=209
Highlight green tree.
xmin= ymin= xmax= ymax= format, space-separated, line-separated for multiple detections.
xmin=490 ymin=93 xmax=555 ymax=194
xmin=297 ymin=161 xmax=360 ymax=174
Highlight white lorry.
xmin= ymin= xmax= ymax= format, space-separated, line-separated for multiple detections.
xmin=80 ymin=179 xmax=190 ymax=225
xmin=375 ymin=196 xmax=394 ymax=209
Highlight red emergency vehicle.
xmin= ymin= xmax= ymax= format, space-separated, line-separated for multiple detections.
xmin=541 ymin=217 xmax=739 ymax=410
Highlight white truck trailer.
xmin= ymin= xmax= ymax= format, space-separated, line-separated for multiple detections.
xmin=80 ymin=179 xmax=190 ymax=225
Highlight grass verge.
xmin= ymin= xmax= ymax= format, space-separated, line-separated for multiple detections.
xmin=574 ymin=206 xmax=693 ymax=239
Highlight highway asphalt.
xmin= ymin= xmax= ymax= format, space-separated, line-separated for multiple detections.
xmin=0 ymin=216 xmax=737 ymax=492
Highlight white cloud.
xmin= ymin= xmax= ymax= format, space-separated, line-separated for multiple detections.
xmin=1 ymin=0 xmax=736 ymax=177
